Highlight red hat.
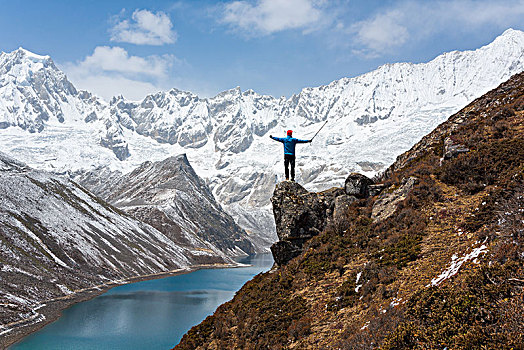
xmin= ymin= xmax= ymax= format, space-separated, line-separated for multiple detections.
xmin=287 ymin=130 xmax=293 ymax=136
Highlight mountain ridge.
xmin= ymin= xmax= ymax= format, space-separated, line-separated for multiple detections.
xmin=75 ymin=153 xmax=259 ymax=255
xmin=1 ymin=29 xmax=523 ymax=245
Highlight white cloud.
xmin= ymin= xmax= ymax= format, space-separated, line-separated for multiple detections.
xmin=441 ymin=0 xmax=524 ymax=28
xmin=111 ymin=9 xmax=176 ymax=45
xmin=62 ymin=46 xmax=177 ymax=101
xmin=352 ymin=10 xmax=409 ymax=57
xmin=78 ymin=46 xmax=173 ymax=77
xmin=221 ymin=0 xmax=327 ymax=35
xmin=349 ymin=0 xmax=524 ymax=57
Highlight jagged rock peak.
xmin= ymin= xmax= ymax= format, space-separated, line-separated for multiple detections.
xmin=174 ymin=153 xmax=190 ymax=165
xmin=142 ymin=154 xmax=199 ymax=181
xmin=0 ymin=47 xmax=64 ymax=83
xmin=217 ymin=86 xmax=242 ymax=98
xmin=496 ymin=27 xmax=523 ymax=41
xmin=3 ymin=47 xmax=52 ymax=63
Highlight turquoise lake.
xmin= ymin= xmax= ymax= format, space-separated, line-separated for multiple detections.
xmin=11 ymin=254 xmax=274 ymax=349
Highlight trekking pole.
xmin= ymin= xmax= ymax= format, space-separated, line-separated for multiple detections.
xmin=310 ymin=120 xmax=328 ymax=141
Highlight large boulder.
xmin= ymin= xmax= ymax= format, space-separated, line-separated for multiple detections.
xmin=270 ymin=181 xmax=346 ymax=265
xmin=333 ymin=195 xmax=358 ymax=224
xmin=344 ymin=173 xmax=374 ymax=198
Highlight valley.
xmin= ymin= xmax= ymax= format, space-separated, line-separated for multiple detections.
xmin=0 ymin=27 xmax=523 ymax=349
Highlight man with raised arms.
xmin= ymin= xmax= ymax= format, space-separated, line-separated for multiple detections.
xmin=270 ymin=130 xmax=312 ymax=182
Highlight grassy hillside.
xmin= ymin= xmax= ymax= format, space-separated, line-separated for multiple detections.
xmin=174 ymin=72 xmax=524 ymax=350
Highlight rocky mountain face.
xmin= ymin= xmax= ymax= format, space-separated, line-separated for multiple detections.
xmin=75 ymin=154 xmax=258 ymax=256
xmin=1 ymin=30 xmax=523 ymax=244
xmin=174 ymin=73 xmax=524 ymax=349
xmin=0 ymin=152 xmax=238 ymax=346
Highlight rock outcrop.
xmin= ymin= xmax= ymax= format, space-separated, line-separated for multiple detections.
xmin=368 ymin=183 xmax=388 ymax=197
xmin=371 ymin=176 xmax=418 ymax=221
xmin=270 ymin=173 xmax=377 ymax=265
xmin=344 ymin=173 xmax=374 ymax=198
xmin=442 ymin=137 xmax=470 ymax=160
xmin=270 ymin=181 xmax=346 ymax=265
xmin=271 ymin=171 xmax=420 ymax=263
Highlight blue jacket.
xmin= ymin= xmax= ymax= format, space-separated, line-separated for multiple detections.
xmin=270 ymin=135 xmax=311 ymax=155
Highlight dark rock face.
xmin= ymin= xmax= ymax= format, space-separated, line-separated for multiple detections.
xmin=112 ymin=143 xmax=131 ymax=161
xmin=368 ymin=183 xmax=387 ymax=197
xmin=333 ymin=194 xmax=358 ymax=223
xmin=344 ymin=173 xmax=374 ymax=198
xmin=100 ymin=130 xmax=131 ymax=161
xmin=270 ymin=181 xmax=345 ymax=265
xmin=270 ymin=240 xmax=303 ymax=267
xmin=270 ymin=173 xmax=379 ymax=265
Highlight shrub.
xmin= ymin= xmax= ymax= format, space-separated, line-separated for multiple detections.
xmin=288 ymin=316 xmax=312 ymax=340
xmin=438 ymin=139 xmax=524 ymax=194
xmin=381 ymin=260 xmax=521 ymax=349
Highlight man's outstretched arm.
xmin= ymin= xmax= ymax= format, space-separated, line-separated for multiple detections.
xmin=295 ymin=138 xmax=312 ymax=143
xmin=270 ymin=135 xmax=285 ymax=142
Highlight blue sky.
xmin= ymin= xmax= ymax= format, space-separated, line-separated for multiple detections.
xmin=1 ymin=0 xmax=523 ymax=100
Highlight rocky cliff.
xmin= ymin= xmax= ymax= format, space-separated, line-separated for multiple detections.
xmin=174 ymin=72 xmax=524 ymax=349
xmin=270 ymin=177 xmax=375 ymax=265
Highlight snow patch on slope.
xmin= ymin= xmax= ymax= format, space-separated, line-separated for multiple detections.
xmin=429 ymin=244 xmax=488 ymax=286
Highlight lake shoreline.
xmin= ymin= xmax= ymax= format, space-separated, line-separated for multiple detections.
xmin=2 ymin=262 xmax=241 ymax=349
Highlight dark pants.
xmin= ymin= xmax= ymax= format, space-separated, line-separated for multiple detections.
xmin=284 ymin=154 xmax=295 ymax=180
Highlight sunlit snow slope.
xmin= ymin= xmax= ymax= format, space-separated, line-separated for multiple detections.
xmin=1 ymin=29 xmax=523 ymax=243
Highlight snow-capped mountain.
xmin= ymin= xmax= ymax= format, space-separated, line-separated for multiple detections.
xmin=0 ymin=151 xmax=237 ymax=335
xmin=75 ymin=154 xmax=259 ymax=255
xmin=1 ymin=29 xmax=523 ymax=242
xmin=0 ymin=48 xmax=129 ymax=160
